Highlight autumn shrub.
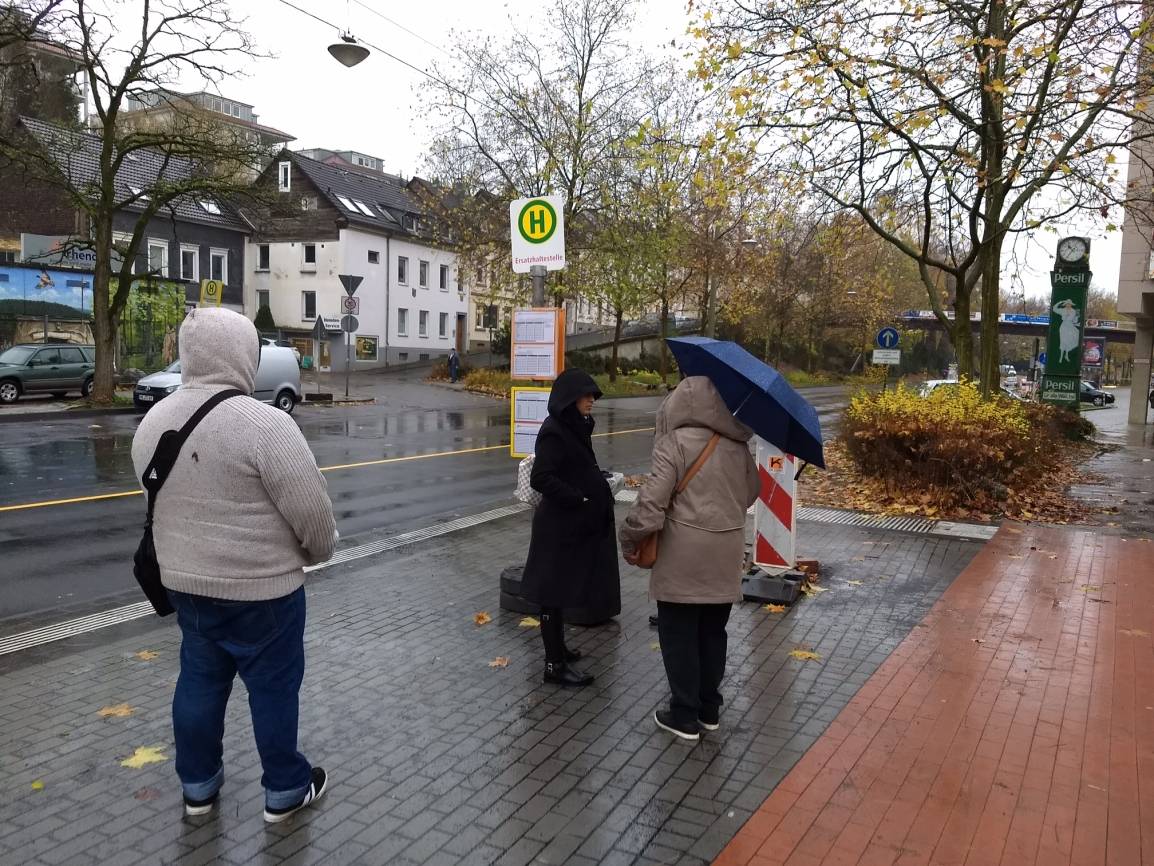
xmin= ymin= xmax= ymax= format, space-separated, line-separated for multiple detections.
xmin=841 ymin=382 xmax=1046 ymax=508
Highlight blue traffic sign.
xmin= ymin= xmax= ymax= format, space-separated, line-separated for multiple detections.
xmin=876 ymin=327 xmax=900 ymax=349
xmin=1038 ymin=352 xmax=1047 ymax=366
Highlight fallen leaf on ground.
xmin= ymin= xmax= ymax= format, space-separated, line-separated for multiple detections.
xmin=473 ymin=612 xmax=492 ymax=626
xmin=518 ymin=617 xmax=540 ymax=628
xmin=973 ymin=638 xmax=985 ymax=644
xmin=800 ymin=584 xmax=828 ymax=596
xmin=133 ymin=650 xmax=158 ymax=661
xmin=487 ymin=657 xmax=509 ymax=668
xmin=30 ymin=780 xmax=43 ymax=791
xmin=1121 ymin=629 xmax=1150 ymax=638
xmin=788 ymin=649 xmax=821 ymax=661
xmin=1007 ymin=555 xmax=1023 ymax=560
xmin=98 ymin=704 xmax=135 ymax=718
xmin=650 ymin=641 xmax=660 ymax=650
xmin=764 ymin=604 xmax=787 ymax=613
xmin=134 ymin=787 xmax=161 ymax=801
xmin=846 ymin=580 xmax=864 ymax=587
xmin=1078 ymin=585 xmax=1102 ymax=593
xmin=120 ymin=746 xmax=168 ymax=769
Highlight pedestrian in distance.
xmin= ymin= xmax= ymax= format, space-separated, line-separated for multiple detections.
xmin=448 ymin=348 xmax=461 ymax=384
xmin=131 ymin=308 xmax=338 ymax=822
xmin=620 ymin=376 xmax=760 ymax=742
xmin=521 ymin=369 xmax=621 ymax=686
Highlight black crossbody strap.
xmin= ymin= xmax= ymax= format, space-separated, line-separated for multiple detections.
xmin=141 ymin=389 xmax=244 ymax=524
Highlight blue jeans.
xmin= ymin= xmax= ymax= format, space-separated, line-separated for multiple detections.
xmin=168 ymin=587 xmax=312 ymax=809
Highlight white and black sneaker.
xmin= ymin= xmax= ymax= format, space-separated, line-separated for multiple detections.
xmin=184 ymin=792 xmax=219 ymax=817
xmin=263 ymin=767 xmax=328 ymax=824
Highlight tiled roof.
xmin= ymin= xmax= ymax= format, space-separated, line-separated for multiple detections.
xmin=19 ymin=116 xmax=249 ymax=233
xmin=289 ymin=152 xmax=424 ymax=234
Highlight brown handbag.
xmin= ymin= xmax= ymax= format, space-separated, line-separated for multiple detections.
xmin=634 ymin=433 xmax=721 ymax=568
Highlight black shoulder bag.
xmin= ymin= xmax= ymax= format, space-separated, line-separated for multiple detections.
xmin=133 ymin=389 xmax=243 ymax=615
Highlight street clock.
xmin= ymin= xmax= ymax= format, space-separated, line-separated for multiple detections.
xmin=1056 ymin=236 xmax=1090 ymax=267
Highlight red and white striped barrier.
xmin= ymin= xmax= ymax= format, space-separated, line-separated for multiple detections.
xmin=754 ymin=438 xmax=796 ymax=572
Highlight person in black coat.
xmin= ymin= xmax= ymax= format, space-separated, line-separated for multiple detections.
xmin=522 ymin=369 xmax=621 ymax=686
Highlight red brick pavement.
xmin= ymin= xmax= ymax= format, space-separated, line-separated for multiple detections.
xmin=714 ymin=525 xmax=1154 ymax=866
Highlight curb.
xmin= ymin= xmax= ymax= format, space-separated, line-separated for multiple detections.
xmin=0 ymin=405 xmax=139 ymax=424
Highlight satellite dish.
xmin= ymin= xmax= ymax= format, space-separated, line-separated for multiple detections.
xmin=328 ymin=33 xmax=369 ymax=68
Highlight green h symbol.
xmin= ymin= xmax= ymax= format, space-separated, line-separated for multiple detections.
xmin=529 ymin=207 xmax=546 ymax=235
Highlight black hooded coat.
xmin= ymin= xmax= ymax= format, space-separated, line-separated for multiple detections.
xmin=521 ymin=370 xmax=622 ymax=613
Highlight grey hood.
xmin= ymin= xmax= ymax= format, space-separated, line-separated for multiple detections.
xmin=179 ymin=307 xmax=258 ymax=393
xmin=656 ymin=376 xmax=752 ymax=443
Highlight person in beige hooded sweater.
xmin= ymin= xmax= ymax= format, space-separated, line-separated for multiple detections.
xmin=619 ymin=376 xmax=760 ymax=742
xmin=132 ymin=308 xmax=336 ymax=822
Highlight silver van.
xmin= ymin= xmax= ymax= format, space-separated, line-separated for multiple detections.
xmin=134 ymin=345 xmax=302 ymax=413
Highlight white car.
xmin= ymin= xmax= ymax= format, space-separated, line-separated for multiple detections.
xmin=134 ymin=345 xmax=302 ymax=413
xmin=262 ymin=338 xmax=301 ymax=365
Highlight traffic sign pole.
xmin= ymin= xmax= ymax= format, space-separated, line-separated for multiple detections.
xmin=337 ymin=274 xmax=362 ymax=400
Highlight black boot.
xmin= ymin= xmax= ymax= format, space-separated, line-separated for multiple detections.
xmin=564 ymin=646 xmax=582 ymax=662
xmin=544 ymin=662 xmax=594 ymax=687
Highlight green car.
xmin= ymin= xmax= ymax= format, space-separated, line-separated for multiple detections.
xmin=0 ymin=344 xmax=97 ymax=403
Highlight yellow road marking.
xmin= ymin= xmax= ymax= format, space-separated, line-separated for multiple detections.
xmin=0 ymin=426 xmax=655 ymax=514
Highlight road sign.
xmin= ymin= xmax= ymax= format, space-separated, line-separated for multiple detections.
xmin=199 ymin=279 xmax=223 ymax=306
xmin=753 ymin=439 xmax=796 ymax=573
xmin=510 ymin=195 xmax=566 ymax=274
xmin=876 ymin=327 xmax=900 ymax=349
xmin=338 ymin=274 xmax=362 ymax=297
xmin=341 ymin=314 xmax=359 ymax=333
xmin=872 ymin=349 xmax=901 ymax=365
xmin=341 ymin=296 xmax=360 ymax=315
xmin=1038 ymin=351 xmax=1047 ymax=366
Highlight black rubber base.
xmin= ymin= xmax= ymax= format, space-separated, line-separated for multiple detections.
xmin=499 ymin=566 xmax=617 ymax=627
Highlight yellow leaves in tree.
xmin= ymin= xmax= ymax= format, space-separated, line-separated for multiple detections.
xmin=98 ymin=704 xmax=135 ymax=718
xmin=488 ymin=657 xmax=510 ymax=668
xmin=133 ymin=650 xmax=158 ymax=661
xmin=789 ymin=648 xmax=821 ymax=661
xmin=473 ymin=612 xmax=492 ymax=626
xmin=986 ymin=79 xmax=1010 ymax=96
xmin=519 ymin=617 xmax=541 ymax=628
xmin=121 ymin=747 xmax=168 ymax=769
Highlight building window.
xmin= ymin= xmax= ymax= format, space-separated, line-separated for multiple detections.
xmin=302 ymin=244 xmax=316 ymax=270
xmin=256 ymin=244 xmax=270 ymax=271
xmin=439 ymin=312 xmax=448 ymax=339
xmin=355 ymin=335 xmax=378 ymax=361
xmin=419 ymin=310 xmax=429 ymax=338
xmin=210 ymin=249 xmax=228 ymax=283
xmin=300 ymin=195 xmax=318 ymax=211
xmin=302 ymin=291 xmax=316 ymax=320
xmin=180 ymin=245 xmax=198 ymax=281
xmin=0 ymin=251 xmax=14 ymax=264
xmin=397 ymin=308 xmax=409 ymax=336
xmin=475 ymin=265 xmax=485 ymax=286
xmin=278 ymin=161 xmax=291 ymax=193
xmin=147 ymin=239 xmax=168 ymax=277
xmin=475 ymin=306 xmax=483 ymax=329
xmin=398 ymin=256 xmax=408 ymax=285
xmin=368 ymin=250 xmax=379 ymax=265
xmin=439 ymin=264 xmax=449 ymax=291
xmin=419 ymin=260 xmax=429 ymax=288
xmin=399 ymin=352 xmax=409 ymax=362
xmin=257 ymin=289 xmax=270 ymax=310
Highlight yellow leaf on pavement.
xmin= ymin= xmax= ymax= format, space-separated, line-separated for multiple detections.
xmin=473 ymin=612 xmax=492 ymax=626
xmin=788 ymin=649 xmax=821 ymax=661
xmin=1078 ymin=585 xmax=1102 ymax=593
xmin=133 ymin=650 xmax=158 ymax=661
xmin=488 ymin=657 xmax=509 ymax=668
xmin=1120 ymin=629 xmax=1150 ymax=638
xmin=800 ymin=584 xmax=828 ymax=596
xmin=30 ymin=780 xmax=44 ymax=791
xmin=764 ymin=604 xmax=787 ymax=613
xmin=98 ymin=704 xmax=135 ymax=718
xmin=120 ymin=747 xmax=168 ymax=769
xmin=846 ymin=580 xmax=863 ymax=586
xmin=519 ymin=617 xmax=541 ymax=628
xmin=650 ymin=641 xmax=660 ymax=650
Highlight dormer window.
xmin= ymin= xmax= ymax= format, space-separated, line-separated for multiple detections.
xmin=199 ymin=200 xmax=221 ymax=215
xmin=278 ymin=161 xmax=291 ymax=193
xmin=129 ymin=185 xmax=149 ymax=202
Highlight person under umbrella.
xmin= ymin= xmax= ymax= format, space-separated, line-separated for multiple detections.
xmin=521 ymin=369 xmax=621 ymax=686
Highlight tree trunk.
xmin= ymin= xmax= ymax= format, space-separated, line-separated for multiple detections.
xmin=659 ymin=291 xmax=669 ymax=380
xmin=90 ymin=222 xmax=117 ymax=404
xmin=609 ymin=309 xmax=623 ymax=382
xmin=978 ymin=240 xmax=1003 ymax=396
xmin=953 ymin=285 xmax=975 ymax=380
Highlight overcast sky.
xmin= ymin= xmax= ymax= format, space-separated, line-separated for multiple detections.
xmin=211 ymin=0 xmax=1121 ymax=301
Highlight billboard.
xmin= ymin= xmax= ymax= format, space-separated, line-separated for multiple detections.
xmin=0 ymin=264 xmax=93 ymax=315
xmin=1082 ymin=337 xmax=1105 ymax=368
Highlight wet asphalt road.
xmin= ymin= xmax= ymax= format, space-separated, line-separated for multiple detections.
xmin=0 ymin=381 xmax=852 ymax=631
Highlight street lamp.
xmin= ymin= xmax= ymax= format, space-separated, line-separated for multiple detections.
xmin=328 ymin=32 xmax=369 ymax=67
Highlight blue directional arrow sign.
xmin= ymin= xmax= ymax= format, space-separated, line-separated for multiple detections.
xmin=1038 ymin=352 xmax=1047 ymax=366
xmin=876 ymin=327 xmax=900 ymax=349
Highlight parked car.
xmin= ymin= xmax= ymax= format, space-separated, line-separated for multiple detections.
xmin=262 ymin=337 xmax=301 ymax=365
xmin=0 ymin=344 xmax=96 ymax=404
xmin=1079 ymin=381 xmax=1115 ymax=407
xmin=918 ymin=379 xmax=1026 ymax=401
xmin=134 ymin=345 xmax=302 ymax=413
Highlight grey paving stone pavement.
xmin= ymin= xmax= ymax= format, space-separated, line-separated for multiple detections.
xmin=0 ymin=508 xmax=980 ymax=866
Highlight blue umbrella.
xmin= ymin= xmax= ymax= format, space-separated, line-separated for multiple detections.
xmin=666 ymin=336 xmax=825 ymax=469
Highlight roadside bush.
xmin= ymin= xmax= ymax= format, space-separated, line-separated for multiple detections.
xmin=428 ymin=357 xmax=472 ymax=382
xmin=841 ymin=382 xmax=1040 ymax=507
xmin=1021 ymin=401 xmax=1095 ymax=442
xmin=461 ymin=368 xmax=516 ymax=397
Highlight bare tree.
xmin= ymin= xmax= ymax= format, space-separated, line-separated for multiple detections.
xmin=0 ymin=0 xmax=270 ymax=402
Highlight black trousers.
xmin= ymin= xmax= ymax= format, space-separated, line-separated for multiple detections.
xmin=540 ymin=607 xmax=566 ymax=663
xmin=656 ymin=601 xmax=732 ymax=727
